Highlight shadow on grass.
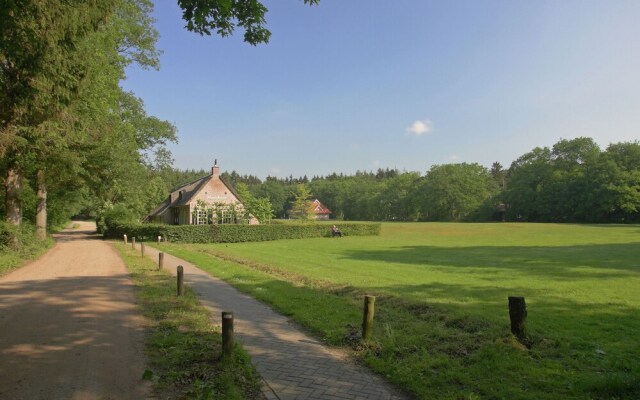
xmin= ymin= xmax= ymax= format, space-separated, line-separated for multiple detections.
xmin=341 ymin=242 xmax=640 ymax=278
xmin=239 ymin=276 xmax=640 ymax=399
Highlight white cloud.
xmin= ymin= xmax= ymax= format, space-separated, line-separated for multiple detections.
xmin=447 ymin=155 xmax=459 ymax=162
xmin=406 ymin=119 xmax=433 ymax=136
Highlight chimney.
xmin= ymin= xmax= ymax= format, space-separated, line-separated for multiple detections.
xmin=212 ymin=159 xmax=219 ymax=178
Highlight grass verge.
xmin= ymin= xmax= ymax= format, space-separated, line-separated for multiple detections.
xmin=113 ymin=242 xmax=264 ymax=400
xmin=0 ymin=225 xmax=53 ymax=277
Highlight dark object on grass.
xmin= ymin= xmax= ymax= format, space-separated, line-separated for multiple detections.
xmin=331 ymin=225 xmax=343 ymax=237
xmin=508 ymin=296 xmax=527 ymax=340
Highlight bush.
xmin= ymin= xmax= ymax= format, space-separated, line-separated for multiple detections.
xmin=0 ymin=221 xmax=21 ymax=251
xmin=103 ymin=221 xmax=380 ymax=243
xmin=96 ymin=203 xmax=138 ymax=234
xmin=0 ymin=222 xmax=53 ymax=275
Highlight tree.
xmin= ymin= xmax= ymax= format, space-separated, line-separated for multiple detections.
xmin=1 ymin=1 xmax=118 ymax=227
xmin=1 ymin=0 xmax=171 ymax=237
xmin=503 ymin=138 xmax=639 ymax=223
xmin=235 ymin=182 xmax=273 ymax=223
xmin=418 ymin=163 xmax=497 ymax=221
xmin=255 ymin=178 xmax=288 ymax=218
xmin=503 ymin=147 xmax=553 ymax=221
xmin=289 ymin=184 xmax=314 ymax=220
xmin=490 ymin=162 xmax=507 ymax=191
xmin=177 ymin=0 xmax=319 ymax=45
xmin=375 ymin=172 xmax=422 ymax=221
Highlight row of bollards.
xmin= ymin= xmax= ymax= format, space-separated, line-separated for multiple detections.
xmin=124 ymin=234 xmax=234 ymax=356
xmin=122 ymin=233 xmax=167 ymax=244
xmin=360 ymin=295 xmax=528 ymax=342
xmin=175 ymin=264 xmax=234 ymax=355
xmin=124 ymin=233 xmax=527 ymax=348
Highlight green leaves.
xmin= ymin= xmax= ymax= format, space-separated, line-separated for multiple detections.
xmin=418 ymin=163 xmax=497 ymax=221
xmin=505 ymin=138 xmax=640 ymax=222
xmin=177 ymin=0 xmax=319 ymax=45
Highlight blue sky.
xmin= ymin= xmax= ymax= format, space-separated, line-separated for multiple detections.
xmin=121 ymin=0 xmax=640 ymax=179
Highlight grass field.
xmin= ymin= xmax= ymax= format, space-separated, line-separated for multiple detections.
xmin=159 ymin=223 xmax=640 ymax=399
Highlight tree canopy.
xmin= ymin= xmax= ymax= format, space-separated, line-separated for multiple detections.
xmin=177 ymin=0 xmax=319 ymax=45
xmin=1 ymin=0 xmax=175 ymax=234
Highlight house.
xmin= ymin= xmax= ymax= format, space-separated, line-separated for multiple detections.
xmin=311 ymin=198 xmax=331 ymax=220
xmin=145 ymin=161 xmax=258 ymax=225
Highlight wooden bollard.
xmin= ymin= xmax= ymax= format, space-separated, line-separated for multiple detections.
xmin=177 ymin=266 xmax=184 ymax=296
xmin=141 ymin=242 xmax=145 ymax=257
xmin=362 ymin=295 xmax=376 ymax=340
xmin=131 ymin=237 xmax=135 ymax=249
xmin=123 ymin=234 xmax=127 ymax=245
xmin=222 ymin=311 xmax=234 ymax=356
xmin=158 ymin=252 xmax=164 ymax=271
xmin=508 ymin=296 xmax=527 ymax=340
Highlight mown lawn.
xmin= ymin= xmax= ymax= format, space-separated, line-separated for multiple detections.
xmin=158 ymin=223 xmax=640 ymax=400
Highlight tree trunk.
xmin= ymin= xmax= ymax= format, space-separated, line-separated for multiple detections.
xmin=36 ymin=169 xmax=47 ymax=240
xmin=5 ymin=167 xmax=23 ymax=225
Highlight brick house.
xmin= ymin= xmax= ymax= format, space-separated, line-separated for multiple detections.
xmin=311 ymin=199 xmax=331 ymax=220
xmin=145 ymin=162 xmax=258 ymax=225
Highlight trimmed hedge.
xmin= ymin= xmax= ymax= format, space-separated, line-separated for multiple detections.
xmin=104 ymin=222 xmax=380 ymax=243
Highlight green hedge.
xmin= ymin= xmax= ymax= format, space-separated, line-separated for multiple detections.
xmin=104 ymin=222 xmax=380 ymax=243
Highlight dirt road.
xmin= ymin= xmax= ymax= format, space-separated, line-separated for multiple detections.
xmin=0 ymin=221 xmax=150 ymax=400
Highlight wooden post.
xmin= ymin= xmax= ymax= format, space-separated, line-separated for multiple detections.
xmin=222 ymin=311 xmax=234 ymax=356
xmin=158 ymin=252 xmax=164 ymax=271
xmin=177 ymin=266 xmax=184 ymax=296
xmin=131 ymin=237 xmax=135 ymax=249
xmin=141 ymin=242 xmax=145 ymax=257
xmin=508 ymin=296 xmax=527 ymax=340
xmin=362 ymin=295 xmax=376 ymax=340
xmin=123 ymin=234 xmax=127 ymax=245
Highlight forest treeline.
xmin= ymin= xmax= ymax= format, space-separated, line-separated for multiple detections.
xmin=216 ymin=136 xmax=638 ymax=223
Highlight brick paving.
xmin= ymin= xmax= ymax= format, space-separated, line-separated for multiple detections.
xmin=141 ymin=245 xmax=407 ymax=400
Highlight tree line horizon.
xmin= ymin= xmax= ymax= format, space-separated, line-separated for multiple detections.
xmin=171 ymin=136 xmax=640 ymax=224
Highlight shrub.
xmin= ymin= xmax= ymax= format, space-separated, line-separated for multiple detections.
xmin=103 ymin=221 xmax=380 ymax=243
xmin=1 ymin=222 xmax=53 ymax=275
xmin=0 ymin=221 xmax=21 ymax=251
xmin=96 ymin=203 xmax=138 ymax=234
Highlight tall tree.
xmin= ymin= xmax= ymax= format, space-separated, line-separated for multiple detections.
xmin=289 ymin=184 xmax=314 ymax=220
xmin=418 ymin=163 xmax=497 ymax=221
xmin=1 ymin=0 xmax=118 ymax=225
xmin=1 ymin=0 xmax=169 ymax=235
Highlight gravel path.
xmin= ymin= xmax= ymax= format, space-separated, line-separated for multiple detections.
xmin=0 ymin=221 xmax=150 ymax=400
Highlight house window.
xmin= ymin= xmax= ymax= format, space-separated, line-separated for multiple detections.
xmin=172 ymin=208 xmax=179 ymax=225
xmin=195 ymin=208 xmax=209 ymax=225
xmin=219 ymin=209 xmax=236 ymax=224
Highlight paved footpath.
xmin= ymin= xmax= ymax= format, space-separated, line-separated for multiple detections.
xmin=140 ymin=243 xmax=408 ymax=400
